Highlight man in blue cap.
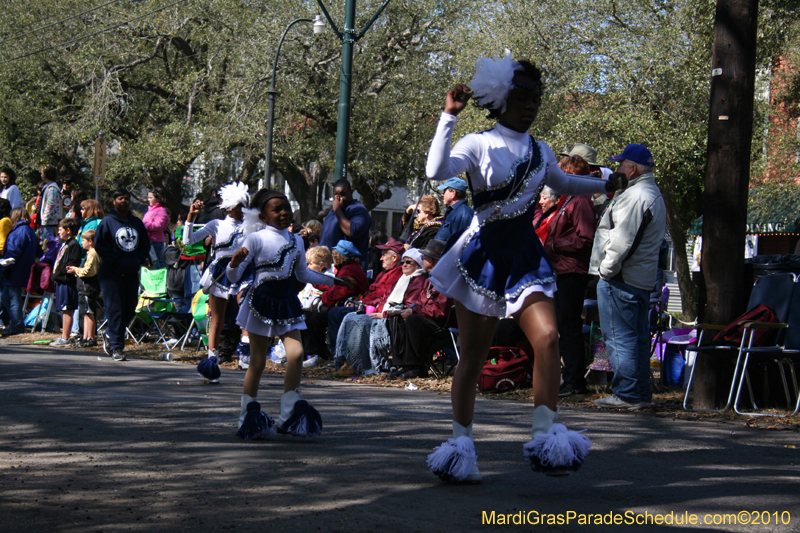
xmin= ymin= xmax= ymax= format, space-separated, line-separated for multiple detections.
xmin=591 ymin=144 xmax=666 ymax=411
xmin=434 ymin=177 xmax=473 ymax=247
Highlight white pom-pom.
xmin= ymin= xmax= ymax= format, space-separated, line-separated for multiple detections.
xmin=470 ymin=49 xmax=524 ymax=114
xmin=427 ymin=436 xmax=477 ymax=482
xmin=219 ymin=182 xmax=250 ymax=210
xmin=241 ymin=207 xmax=265 ymax=236
xmin=523 ymin=423 xmax=591 ymax=474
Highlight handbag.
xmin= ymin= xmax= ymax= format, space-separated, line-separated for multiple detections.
xmin=386 ymin=314 xmax=407 ymax=358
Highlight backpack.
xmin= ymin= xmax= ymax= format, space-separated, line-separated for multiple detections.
xmin=478 ymin=347 xmax=532 ymax=392
xmin=712 ymin=303 xmax=780 ymax=347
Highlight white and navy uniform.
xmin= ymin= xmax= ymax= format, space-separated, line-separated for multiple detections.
xmin=184 ymin=216 xmax=252 ymax=298
xmin=425 ymin=112 xmax=609 ymax=318
xmin=226 ymin=226 xmax=334 ymax=337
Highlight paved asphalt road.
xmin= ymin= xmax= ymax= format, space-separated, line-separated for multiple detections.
xmin=0 ymin=343 xmax=798 ymax=532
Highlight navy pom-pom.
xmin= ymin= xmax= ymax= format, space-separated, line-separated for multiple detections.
xmin=277 ymin=400 xmax=322 ymax=437
xmin=197 ymin=355 xmax=221 ymax=382
xmin=236 ymin=401 xmax=275 ymax=440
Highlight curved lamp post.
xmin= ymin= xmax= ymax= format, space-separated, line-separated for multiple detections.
xmin=264 ymin=14 xmax=326 ymax=186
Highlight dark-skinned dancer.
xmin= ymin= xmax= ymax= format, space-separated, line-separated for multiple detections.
xmin=424 ymin=51 xmax=627 ymax=482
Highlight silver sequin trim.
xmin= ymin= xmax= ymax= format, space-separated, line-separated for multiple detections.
xmin=453 ymin=259 xmax=556 ymax=304
xmin=246 ymin=256 xmax=304 ymax=325
xmin=479 ymin=170 xmax=548 ymax=227
xmin=471 ymin=136 xmax=542 ymax=194
xmin=254 ymin=237 xmax=297 ymax=274
xmin=211 ymin=230 xmax=243 ymax=254
xmin=473 ymin=144 xmax=544 ymax=217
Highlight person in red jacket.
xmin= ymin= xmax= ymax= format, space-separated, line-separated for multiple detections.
xmin=387 ymin=239 xmax=452 ymax=379
xmin=301 ymin=241 xmax=369 ymax=366
xmin=327 ymin=237 xmax=404 ymax=365
xmin=544 ymin=155 xmax=598 ymax=397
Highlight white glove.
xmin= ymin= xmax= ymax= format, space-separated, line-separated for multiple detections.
xmin=0 ymin=258 xmax=15 ymax=267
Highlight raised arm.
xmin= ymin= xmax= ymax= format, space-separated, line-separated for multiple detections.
xmin=183 ymin=219 xmax=216 ymax=246
xmin=426 ymin=84 xmax=480 ymax=181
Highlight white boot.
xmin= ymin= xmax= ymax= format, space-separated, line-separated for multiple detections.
xmin=239 ymin=394 xmax=256 ymax=429
xmin=453 ymin=421 xmax=482 ymax=483
xmin=531 ymin=404 xmax=558 ymax=437
xmin=208 ymin=348 xmax=219 ymax=359
xmin=277 ymin=388 xmax=302 ymax=428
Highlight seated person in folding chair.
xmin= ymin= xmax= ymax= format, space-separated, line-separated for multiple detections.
xmin=184 ymin=183 xmax=252 ymax=362
xmin=387 ymin=239 xmax=452 ymax=380
xmin=335 ymin=248 xmax=428 ymax=377
xmin=95 ymin=188 xmax=151 ymax=361
xmin=326 ymin=237 xmax=405 ymax=365
xmin=302 ymin=241 xmax=368 ymax=367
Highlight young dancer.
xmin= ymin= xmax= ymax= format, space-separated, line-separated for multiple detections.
xmin=184 ymin=182 xmax=252 ymax=381
xmin=227 ymin=190 xmax=352 ymax=439
xmin=424 ymin=51 xmax=626 ymax=482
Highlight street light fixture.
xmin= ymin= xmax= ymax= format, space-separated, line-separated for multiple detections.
xmin=264 ymin=15 xmax=326 ymax=187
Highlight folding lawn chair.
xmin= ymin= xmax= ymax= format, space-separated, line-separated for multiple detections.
xmin=423 ymin=305 xmax=460 ymax=379
xmin=732 ymin=275 xmax=800 ymax=417
xmin=683 ymin=272 xmax=796 ymax=412
xmin=179 ymin=289 xmax=209 ymax=352
xmin=135 ymin=267 xmax=191 ymax=348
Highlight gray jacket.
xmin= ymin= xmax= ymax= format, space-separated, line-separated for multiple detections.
xmin=589 ymin=172 xmax=666 ymax=291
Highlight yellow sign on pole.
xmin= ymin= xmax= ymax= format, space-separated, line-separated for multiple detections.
xmin=94 ymin=138 xmax=107 ymax=186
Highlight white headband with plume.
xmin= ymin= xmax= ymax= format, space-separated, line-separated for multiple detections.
xmin=241 ymin=208 xmax=265 ymax=236
xmin=470 ymin=49 xmax=523 ymax=114
xmin=219 ymin=182 xmax=250 ymax=210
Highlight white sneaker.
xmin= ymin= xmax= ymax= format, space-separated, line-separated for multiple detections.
xmin=594 ymin=395 xmax=645 ymax=411
xmin=51 ymin=337 xmax=69 ymax=347
xmin=302 ymin=355 xmax=321 ymax=368
xmin=164 ymin=338 xmax=179 ymax=348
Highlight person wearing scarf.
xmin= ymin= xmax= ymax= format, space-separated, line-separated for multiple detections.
xmin=334 ymin=248 xmax=427 ymax=376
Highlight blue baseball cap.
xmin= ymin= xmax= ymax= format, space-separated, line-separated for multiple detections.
xmin=436 ymin=177 xmax=467 ymax=192
xmin=610 ymin=144 xmax=654 ymax=167
xmin=333 ymin=240 xmax=360 ymax=258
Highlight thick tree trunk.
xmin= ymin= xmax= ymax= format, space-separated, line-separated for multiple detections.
xmin=696 ymin=0 xmax=759 ymax=409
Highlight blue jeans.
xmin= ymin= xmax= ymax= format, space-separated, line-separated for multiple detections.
xmin=149 ymin=241 xmax=166 ymax=269
xmin=597 ymin=278 xmax=652 ymax=403
xmin=1 ymin=284 xmax=24 ymax=333
xmin=178 ymin=260 xmax=203 ymax=313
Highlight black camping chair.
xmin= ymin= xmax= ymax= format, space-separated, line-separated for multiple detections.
xmin=683 ymin=273 xmax=796 ymax=412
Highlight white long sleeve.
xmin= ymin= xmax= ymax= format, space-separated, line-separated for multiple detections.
xmin=183 ymin=219 xmax=218 ymax=246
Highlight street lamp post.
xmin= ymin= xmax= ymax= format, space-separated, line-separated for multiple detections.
xmin=315 ymin=0 xmax=392 ymax=183
xmin=264 ymin=15 xmax=326 ymax=188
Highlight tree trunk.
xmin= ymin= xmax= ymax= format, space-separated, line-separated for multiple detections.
xmin=696 ymin=0 xmax=759 ymax=409
xmin=660 ymin=178 xmax=697 ymax=321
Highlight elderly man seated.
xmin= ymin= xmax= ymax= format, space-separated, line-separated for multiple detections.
xmin=327 ymin=237 xmax=405 ymax=368
xmin=387 ymin=239 xmax=451 ymax=379
xmin=334 ymin=247 xmax=429 ymax=376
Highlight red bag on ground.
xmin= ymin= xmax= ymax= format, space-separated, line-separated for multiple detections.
xmin=712 ymin=303 xmax=779 ymax=347
xmin=478 ymin=347 xmax=532 ymax=392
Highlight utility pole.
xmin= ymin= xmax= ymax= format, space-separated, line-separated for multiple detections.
xmin=315 ymin=0 xmax=392 ymax=183
xmin=695 ymin=0 xmax=760 ymax=409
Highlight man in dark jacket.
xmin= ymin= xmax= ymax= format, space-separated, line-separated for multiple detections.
xmin=319 ymin=179 xmax=371 ymax=264
xmin=434 ymin=177 xmax=473 ymax=248
xmin=95 ymin=189 xmax=151 ymax=361
xmin=1 ymin=208 xmax=38 ymax=336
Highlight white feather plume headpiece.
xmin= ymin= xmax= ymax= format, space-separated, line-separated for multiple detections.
xmin=219 ymin=182 xmax=250 ymax=210
xmin=241 ymin=207 xmax=265 ymax=236
xmin=469 ymin=49 xmax=523 ymax=114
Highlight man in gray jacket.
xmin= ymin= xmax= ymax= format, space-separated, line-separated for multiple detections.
xmin=591 ymin=144 xmax=666 ymax=410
